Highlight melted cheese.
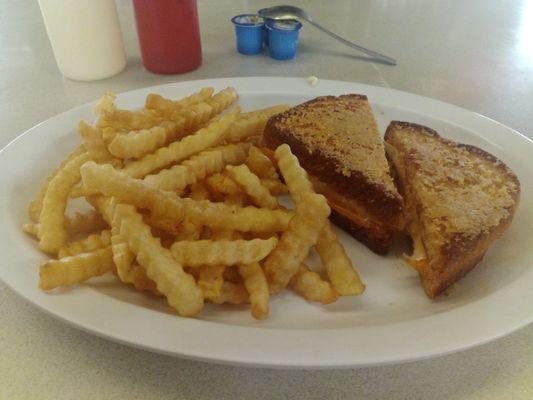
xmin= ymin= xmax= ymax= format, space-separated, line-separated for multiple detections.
xmin=309 ymin=177 xmax=395 ymax=236
xmin=404 ymin=221 xmax=429 ymax=273
xmin=310 ymin=178 xmax=373 ymax=227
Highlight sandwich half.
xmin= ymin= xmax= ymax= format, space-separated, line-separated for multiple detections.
xmin=263 ymin=94 xmax=404 ymax=254
xmin=384 ymin=121 xmax=520 ymax=298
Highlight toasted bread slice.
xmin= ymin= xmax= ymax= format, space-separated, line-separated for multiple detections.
xmin=384 ymin=121 xmax=520 ymax=298
xmin=263 ymin=94 xmax=404 ymax=254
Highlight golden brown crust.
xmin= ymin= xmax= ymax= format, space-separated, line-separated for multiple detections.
xmin=424 ymin=209 xmax=517 ymax=298
xmin=264 ymin=95 xmax=404 ymax=229
xmin=385 ymin=121 xmax=521 ymax=298
xmin=384 ymin=121 xmax=440 ymax=139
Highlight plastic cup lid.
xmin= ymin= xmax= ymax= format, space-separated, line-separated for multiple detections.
xmin=266 ymin=19 xmax=302 ymax=31
xmin=231 ymin=14 xmax=264 ymax=26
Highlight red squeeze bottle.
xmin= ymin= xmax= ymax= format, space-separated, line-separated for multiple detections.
xmin=132 ymin=0 xmax=202 ymax=74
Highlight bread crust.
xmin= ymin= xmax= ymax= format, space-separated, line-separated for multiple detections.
xmin=423 ymin=209 xmax=517 ymax=298
xmin=385 ymin=121 xmax=521 ymax=298
xmin=384 ymin=121 xmax=440 ymax=139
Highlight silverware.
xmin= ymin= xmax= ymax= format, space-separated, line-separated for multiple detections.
xmin=258 ymin=5 xmax=396 ymax=65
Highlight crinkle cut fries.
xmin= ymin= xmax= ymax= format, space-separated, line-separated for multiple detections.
xmin=24 ymin=87 xmax=365 ymax=319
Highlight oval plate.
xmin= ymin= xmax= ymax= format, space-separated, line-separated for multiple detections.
xmin=1 ymin=77 xmax=531 ymax=368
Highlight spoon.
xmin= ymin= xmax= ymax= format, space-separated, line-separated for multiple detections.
xmin=258 ymin=5 xmax=396 ymax=65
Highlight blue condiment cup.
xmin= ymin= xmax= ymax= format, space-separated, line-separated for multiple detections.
xmin=231 ymin=14 xmax=265 ymax=55
xmin=265 ymin=19 xmax=303 ymax=60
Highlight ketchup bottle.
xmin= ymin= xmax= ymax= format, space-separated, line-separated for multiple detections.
xmin=132 ymin=0 xmax=202 ymax=74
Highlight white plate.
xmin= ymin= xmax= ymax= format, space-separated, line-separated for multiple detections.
xmin=1 ymin=77 xmax=531 ymax=369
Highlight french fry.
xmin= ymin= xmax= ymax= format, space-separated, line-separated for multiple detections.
xmin=108 ymin=121 xmax=177 ymax=159
xmin=182 ymin=198 xmax=292 ymax=233
xmin=28 ymin=146 xmax=85 ymax=223
xmin=80 ymin=162 xmax=293 ymax=232
xmin=264 ymin=193 xmax=330 ymax=293
xmin=225 ymin=227 xmax=268 ymax=318
xmin=79 ymin=121 xmax=115 ymax=162
xmin=165 ymin=87 xmax=237 ymax=133
xmin=174 ymin=219 xmax=203 ymax=241
xmin=173 ymin=102 xmax=214 ymax=132
xmin=64 ymin=209 xmax=108 ymax=236
xmin=123 ymin=109 xmax=239 ymax=178
xmin=221 ymin=105 xmax=290 ymax=144
xmin=111 ymin=205 xmax=161 ymax=296
xmin=84 ymin=195 xmax=116 ymax=225
xmin=111 ymin=234 xmax=136 ymax=281
xmin=275 ymin=144 xmax=365 ymax=295
xmin=101 ymin=126 xmax=119 ymax=144
xmin=226 ymin=164 xmax=278 ymax=209
xmin=39 ymin=246 xmax=115 ymax=290
xmin=81 ymin=162 xmax=180 ymax=211
xmin=245 ymin=146 xmax=280 ymax=181
xmin=274 ymin=144 xmax=313 ymax=202
xmin=22 ymin=223 xmax=38 ymax=237
xmin=126 ymin=264 xmax=162 ymax=295
xmin=86 ymin=194 xmax=118 ymax=227
xmin=145 ymin=87 xmax=214 ymax=115
xmin=97 ymin=107 xmax=163 ymax=131
xmin=238 ymin=262 xmax=269 ymax=319
xmin=198 ymin=265 xmax=225 ymax=300
xmin=205 ymin=172 xmax=241 ymax=197
xmin=203 ymin=87 xmax=238 ymax=114
xmin=111 ymin=205 xmax=137 ymax=281
xmin=208 ymin=281 xmax=249 ymax=305
xmin=38 ymin=152 xmax=92 ymax=254
xmin=94 ymin=92 xmax=117 ymax=116
xmin=260 ymin=178 xmax=288 ymax=195
xmin=224 ymin=114 xmax=269 ymax=143
xmin=163 ymin=87 xmax=237 ymax=136
xmin=290 ymin=264 xmax=339 ymax=304
xmin=144 ymin=214 xmax=181 ymax=236
xmin=241 ymin=104 xmax=290 ymax=120
xmin=116 ymin=203 xmax=204 ymax=316
xmin=316 ymin=223 xmax=365 ymax=295
xmin=170 ymin=237 xmax=277 ymax=267
xmin=58 ymin=229 xmax=112 ymax=258
xmin=143 ymin=143 xmax=250 ymax=191
xmin=69 ymin=185 xmax=91 ymax=199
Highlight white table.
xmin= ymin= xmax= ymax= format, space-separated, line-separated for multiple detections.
xmin=1 ymin=1 xmax=531 ymax=398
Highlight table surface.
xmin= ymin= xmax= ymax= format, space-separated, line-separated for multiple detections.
xmin=1 ymin=0 xmax=532 ymax=399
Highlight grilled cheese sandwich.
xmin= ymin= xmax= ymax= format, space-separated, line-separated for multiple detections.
xmin=263 ymin=94 xmax=404 ymax=253
xmin=385 ymin=121 xmax=520 ymax=298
